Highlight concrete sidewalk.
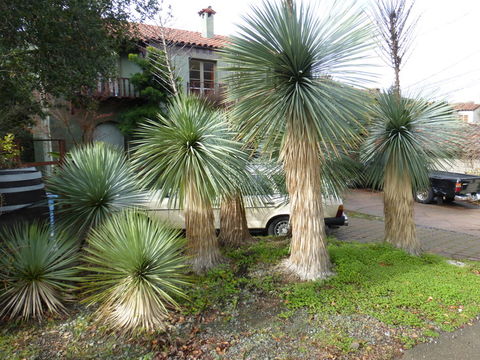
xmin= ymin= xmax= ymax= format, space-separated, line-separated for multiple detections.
xmin=400 ymin=321 xmax=480 ymax=360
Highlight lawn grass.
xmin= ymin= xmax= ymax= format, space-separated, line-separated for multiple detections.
xmin=2 ymin=236 xmax=480 ymax=359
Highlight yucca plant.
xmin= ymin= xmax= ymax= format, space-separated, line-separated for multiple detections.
xmin=133 ymin=95 xmax=248 ymax=273
xmin=0 ymin=222 xmax=79 ymax=320
xmin=47 ymin=142 xmax=145 ymax=236
xmin=362 ymin=0 xmax=460 ymax=254
xmin=218 ymin=160 xmax=279 ymax=247
xmin=362 ymin=93 xmax=459 ymax=254
xmin=81 ymin=210 xmax=188 ymax=332
xmin=224 ymin=0 xmax=372 ymax=280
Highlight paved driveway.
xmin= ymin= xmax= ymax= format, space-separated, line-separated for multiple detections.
xmin=344 ymin=189 xmax=480 ymax=237
xmin=329 ymin=189 xmax=480 ymax=260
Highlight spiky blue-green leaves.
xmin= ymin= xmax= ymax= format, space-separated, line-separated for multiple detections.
xmin=133 ymin=95 xmax=248 ymax=205
xmin=0 ymin=222 xmax=79 ymax=320
xmin=223 ymin=0 xmax=373 ymax=153
xmin=81 ymin=210 xmax=188 ymax=332
xmin=47 ymin=142 xmax=145 ymax=235
xmin=362 ymin=92 xmax=461 ymax=191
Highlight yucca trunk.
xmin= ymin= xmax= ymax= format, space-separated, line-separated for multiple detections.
xmin=184 ymin=181 xmax=222 ymax=273
xmin=218 ymin=193 xmax=253 ymax=247
xmin=383 ymin=164 xmax=420 ymax=255
xmin=281 ymin=130 xmax=332 ymax=280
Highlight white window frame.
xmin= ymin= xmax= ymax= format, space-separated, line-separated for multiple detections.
xmin=189 ymin=59 xmax=216 ymax=95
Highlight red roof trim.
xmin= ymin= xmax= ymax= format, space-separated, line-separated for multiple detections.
xmin=198 ymin=6 xmax=216 ymax=16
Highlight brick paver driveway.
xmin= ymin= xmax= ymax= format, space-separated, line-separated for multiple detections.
xmin=330 ymin=189 xmax=480 ymax=260
xmin=330 ymin=217 xmax=480 ymax=260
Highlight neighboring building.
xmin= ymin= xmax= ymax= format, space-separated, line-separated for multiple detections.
xmin=31 ymin=6 xmax=228 ymax=163
xmin=453 ymin=102 xmax=480 ymax=124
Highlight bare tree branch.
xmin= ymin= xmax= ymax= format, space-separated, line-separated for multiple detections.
xmin=372 ymin=0 xmax=418 ymax=95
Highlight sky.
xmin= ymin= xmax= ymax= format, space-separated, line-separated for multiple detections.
xmin=156 ymin=0 xmax=480 ymax=104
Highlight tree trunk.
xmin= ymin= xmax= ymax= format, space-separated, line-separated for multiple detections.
xmin=383 ymin=164 xmax=420 ymax=255
xmin=184 ymin=181 xmax=222 ymax=274
xmin=218 ymin=193 xmax=253 ymax=247
xmin=281 ymin=131 xmax=332 ymax=281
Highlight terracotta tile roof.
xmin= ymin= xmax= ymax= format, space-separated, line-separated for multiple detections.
xmin=132 ymin=23 xmax=228 ymax=49
xmin=453 ymin=102 xmax=480 ymax=111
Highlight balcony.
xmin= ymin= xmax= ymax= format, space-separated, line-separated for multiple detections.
xmin=88 ymin=78 xmax=140 ymax=98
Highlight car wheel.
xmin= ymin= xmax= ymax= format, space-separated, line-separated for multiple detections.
xmin=267 ymin=216 xmax=290 ymax=236
xmin=415 ymin=188 xmax=434 ymax=204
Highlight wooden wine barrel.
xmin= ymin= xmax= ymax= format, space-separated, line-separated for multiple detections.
xmin=0 ymin=167 xmax=46 ymax=214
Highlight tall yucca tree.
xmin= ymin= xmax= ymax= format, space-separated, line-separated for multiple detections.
xmin=362 ymin=93 xmax=459 ymax=254
xmin=223 ymin=0 xmax=372 ymax=280
xmin=133 ymin=96 xmax=248 ymax=273
xmin=364 ymin=0 xmax=460 ymax=254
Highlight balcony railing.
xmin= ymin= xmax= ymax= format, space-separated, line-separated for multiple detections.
xmin=86 ymin=78 xmax=140 ymax=98
xmin=187 ymin=82 xmax=225 ymax=102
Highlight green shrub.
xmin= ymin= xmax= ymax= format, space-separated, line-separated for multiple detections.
xmin=0 ymin=222 xmax=79 ymax=320
xmin=47 ymin=142 xmax=145 ymax=235
xmin=0 ymin=133 xmax=21 ymax=169
xmin=80 ymin=210 xmax=189 ymax=332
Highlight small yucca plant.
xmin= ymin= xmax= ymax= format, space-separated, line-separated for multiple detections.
xmin=0 ymin=222 xmax=80 ymax=320
xmin=81 ymin=210 xmax=189 ymax=332
xmin=47 ymin=142 xmax=145 ymax=235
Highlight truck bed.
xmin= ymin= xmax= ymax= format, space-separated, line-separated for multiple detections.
xmin=430 ymin=171 xmax=480 ymax=181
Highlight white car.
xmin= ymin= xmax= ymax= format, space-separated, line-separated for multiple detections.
xmin=146 ymin=193 xmax=348 ymax=236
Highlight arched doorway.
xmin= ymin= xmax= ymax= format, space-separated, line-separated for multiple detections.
xmin=92 ymin=122 xmax=124 ymax=149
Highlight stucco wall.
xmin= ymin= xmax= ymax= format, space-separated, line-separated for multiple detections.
xmin=118 ymin=55 xmax=142 ymax=78
xmin=458 ymin=109 xmax=480 ymax=124
xmin=164 ymin=44 xmax=228 ymax=93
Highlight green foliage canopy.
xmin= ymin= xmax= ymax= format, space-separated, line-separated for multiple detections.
xmin=118 ymin=47 xmax=178 ymax=135
xmin=0 ymin=0 xmax=160 ymax=97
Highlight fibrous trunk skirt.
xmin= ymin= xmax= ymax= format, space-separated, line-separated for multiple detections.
xmin=383 ymin=166 xmax=421 ymax=255
xmin=281 ymin=132 xmax=332 ymax=281
xmin=218 ymin=193 xmax=253 ymax=247
xmin=184 ymin=182 xmax=222 ymax=273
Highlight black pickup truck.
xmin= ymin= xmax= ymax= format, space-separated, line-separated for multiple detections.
xmin=414 ymin=171 xmax=480 ymax=204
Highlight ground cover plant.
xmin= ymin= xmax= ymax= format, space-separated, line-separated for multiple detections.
xmin=2 ymin=236 xmax=480 ymax=359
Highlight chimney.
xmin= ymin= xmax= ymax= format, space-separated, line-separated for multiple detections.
xmin=198 ymin=6 xmax=216 ymax=38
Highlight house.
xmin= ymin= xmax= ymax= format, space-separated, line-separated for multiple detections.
xmin=30 ymin=6 xmax=228 ymax=164
xmin=453 ymin=102 xmax=480 ymax=124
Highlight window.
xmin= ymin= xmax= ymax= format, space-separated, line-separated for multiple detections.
xmin=458 ymin=114 xmax=469 ymax=123
xmin=189 ymin=59 xmax=215 ymax=95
